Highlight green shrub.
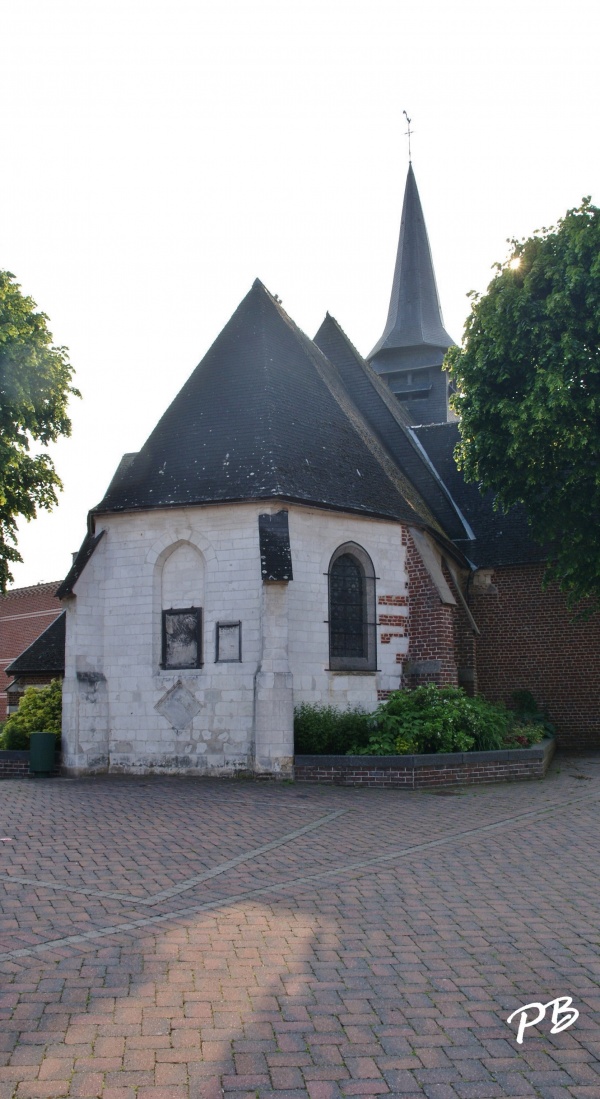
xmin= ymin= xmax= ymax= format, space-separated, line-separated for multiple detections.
xmin=0 ymin=680 xmax=62 ymax=750
xmin=348 ymin=684 xmax=550 ymax=756
xmin=294 ymin=703 xmax=371 ymax=755
xmin=511 ymin=689 xmax=555 ymax=737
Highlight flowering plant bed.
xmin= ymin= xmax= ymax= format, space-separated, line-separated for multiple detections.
xmin=294 ymin=686 xmax=554 ymax=757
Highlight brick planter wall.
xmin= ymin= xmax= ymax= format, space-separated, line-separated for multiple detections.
xmin=295 ymin=737 xmax=555 ymax=788
xmin=0 ymin=750 xmax=61 ymax=778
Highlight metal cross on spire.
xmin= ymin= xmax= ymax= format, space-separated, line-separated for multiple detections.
xmin=403 ymin=110 xmax=413 ymax=161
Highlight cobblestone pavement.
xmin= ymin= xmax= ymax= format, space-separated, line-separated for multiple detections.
xmin=1 ymin=755 xmax=600 ymax=1098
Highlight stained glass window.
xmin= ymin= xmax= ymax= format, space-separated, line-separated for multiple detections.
xmin=328 ymin=545 xmax=376 ymax=670
xmin=330 ymin=554 xmax=366 ymax=658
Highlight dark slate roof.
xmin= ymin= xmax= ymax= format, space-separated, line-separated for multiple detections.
xmin=56 ymin=531 xmax=105 ymax=599
xmin=314 ymin=314 xmax=471 ymax=543
xmin=413 ymin=423 xmax=546 ymax=567
xmin=6 ymin=612 xmax=66 ymax=675
xmin=93 ymin=280 xmax=438 ymax=530
xmin=369 ymin=164 xmax=454 ymax=368
xmin=259 ymin=511 xmax=293 ymax=581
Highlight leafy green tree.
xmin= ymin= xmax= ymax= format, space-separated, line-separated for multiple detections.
xmin=0 ymin=271 xmax=79 ymax=591
xmin=0 ymin=679 xmax=62 ymax=749
xmin=446 ymin=199 xmax=600 ymax=609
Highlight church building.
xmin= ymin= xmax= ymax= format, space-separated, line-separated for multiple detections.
xmin=58 ymin=165 xmax=600 ymax=774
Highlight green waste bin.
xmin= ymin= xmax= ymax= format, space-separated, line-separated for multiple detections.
xmin=29 ymin=732 xmax=56 ymax=775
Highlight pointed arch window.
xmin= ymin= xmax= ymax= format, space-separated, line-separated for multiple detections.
xmin=159 ymin=541 xmax=205 ymax=672
xmin=328 ymin=543 xmax=376 ymax=671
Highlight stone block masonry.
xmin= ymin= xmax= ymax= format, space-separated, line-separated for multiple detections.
xmin=62 ymin=502 xmax=410 ymax=776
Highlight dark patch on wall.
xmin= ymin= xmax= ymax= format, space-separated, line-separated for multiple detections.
xmin=259 ymin=511 xmax=293 ymax=582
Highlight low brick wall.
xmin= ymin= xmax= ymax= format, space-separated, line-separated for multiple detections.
xmin=295 ymin=737 xmax=555 ymax=788
xmin=0 ymin=750 xmax=61 ymax=778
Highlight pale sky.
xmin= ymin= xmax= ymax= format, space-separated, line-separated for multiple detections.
xmin=2 ymin=0 xmax=598 ymax=589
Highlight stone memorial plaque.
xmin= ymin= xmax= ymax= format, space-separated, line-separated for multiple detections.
xmin=216 ymin=622 xmax=241 ymax=662
xmin=155 ymin=681 xmax=201 ymax=731
xmin=162 ymin=608 xmax=201 ymax=669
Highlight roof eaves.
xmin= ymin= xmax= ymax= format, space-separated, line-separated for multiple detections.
xmin=93 ymin=490 xmax=430 ymax=527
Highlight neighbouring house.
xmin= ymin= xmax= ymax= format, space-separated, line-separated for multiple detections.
xmin=4 ymin=612 xmax=65 ymax=715
xmin=29 ymin=162 xmax=598 ymax=775
xmin=0 ymin=583 xmax=63 ymax=720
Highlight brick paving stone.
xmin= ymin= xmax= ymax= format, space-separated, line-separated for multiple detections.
xmin=302 ymin=1066 xmax=350 ymax=1082
xmin=453 ymin=1086 xmax=505 ymax=1098
xmin=340 ymin=1084 xmax=389 ymax=1096
xmin=2 ymin=764 xmax=600 ymax=1097
xmin=490 ymin=1074 xmax=538 ymax=1096
xmin=306 ymin=1084 xmax=343 ymax=1099
xmin=67 ymin=1071 xmax=104 ymax=1096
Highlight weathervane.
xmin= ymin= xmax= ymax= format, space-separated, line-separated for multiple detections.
xmin=403 ymin=110 xmax=413 ymax=161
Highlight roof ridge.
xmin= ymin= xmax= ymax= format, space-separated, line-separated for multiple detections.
xmin=2 ymin=581 xmax=63 ymax=599
xmin=314 ymin=313 xmax=473 ymax=541
xmin=296 ymin=324 xmax=441 ymax=531
xmin=247 ymin=287 xmax=434 ymax=519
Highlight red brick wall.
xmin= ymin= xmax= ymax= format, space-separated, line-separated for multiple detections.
xmin=0 ymin=583 xmax=62 ymax=721
xmin=404 ymin=532 xmax=459 ymax=686
xmin=471 ymin=564 xmax=600 ymax=750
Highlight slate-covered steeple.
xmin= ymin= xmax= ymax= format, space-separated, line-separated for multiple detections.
xmin=369 ymin=163 xmax=456 ymax=424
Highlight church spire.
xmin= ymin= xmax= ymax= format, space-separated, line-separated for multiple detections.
xmin=368 ymin=162 xmax=455 ymax=423
xmin=369 ymin=163 xmax=453 ymax=362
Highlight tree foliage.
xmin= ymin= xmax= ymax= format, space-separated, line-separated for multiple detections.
xmin=0 ymin=272 xmax=79 ymax=591
xmin=446 ymin=199 xmax=600 ymax=610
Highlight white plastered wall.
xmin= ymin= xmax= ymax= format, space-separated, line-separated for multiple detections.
xmin=287 ymin=506 xmax=408 ymax=708
xmin=61 ymin=501 xmax=408 ymax=775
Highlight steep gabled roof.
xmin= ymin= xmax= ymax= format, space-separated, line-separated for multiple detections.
xmin=314 ymin=314 xmax=471 ymax=542
xmin=94 ymin=280 xmax=438 ymax=530
xmin=5 ymin=612 xmax=65 ymax=675
xmin=369 ymin=163 xmax=454 ymax=367
xmin=413 ymin=423 xmax=546 ymax=568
